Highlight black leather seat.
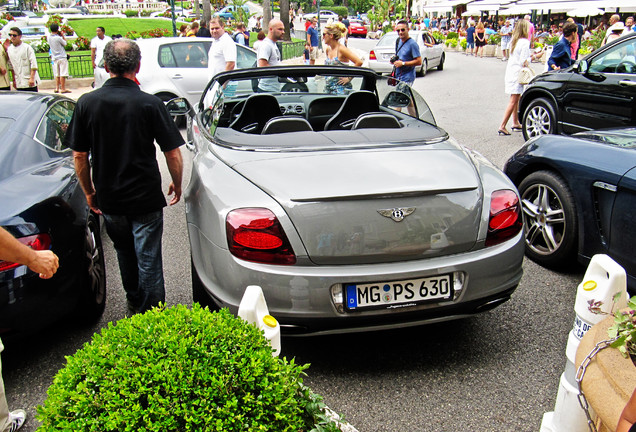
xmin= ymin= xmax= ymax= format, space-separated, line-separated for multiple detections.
xmin=229 ymin=94 xmax=281 ymax=134
xmin=352 ymin=112 xmax=402 ymax=130
xmin=324 ymin=91 xmax=380 ymax=131
xmin=261 ymin=116 xmax=314 ymax=134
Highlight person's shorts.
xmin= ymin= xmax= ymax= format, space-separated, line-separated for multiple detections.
xmin=501 ymin=38 xmax=511 ymax=49
xmin=466 ymin=41 xmax=475 ymax=49
xmin=309 ymin=47 xmax=318 ymax=60
xmin=53 ymin=58 xmax=69 ymax=77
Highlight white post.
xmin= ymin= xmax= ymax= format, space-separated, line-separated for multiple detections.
xmin=238 ymin=285 xmax=282 ymax=357
xmin=540 ymin=254 xmax=628 ymax=432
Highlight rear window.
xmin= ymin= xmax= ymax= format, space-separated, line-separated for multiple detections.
xmin=377 ymin=34 xmax=398 ymax=47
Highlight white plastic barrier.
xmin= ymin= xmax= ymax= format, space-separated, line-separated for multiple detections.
xmin=540 ymin=254 xmax=628 ymax=432
xmin=238 ymin=285 xmax=282 ymax=357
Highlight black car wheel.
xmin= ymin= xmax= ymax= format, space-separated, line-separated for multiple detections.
xmin=437 ymin=53 xmax=445 ymax=71
xmin=417 ymin=59 xmax=427 ymax=77
xmin=522 ymin=97 xmax=556 ymax=140
xmin=77 ymin=213 xmax=106 ymax=320
xmin=191 ymin=259 xmax=219 ymax=311
xmin=518 ymin=171 xmax=578 ymax=267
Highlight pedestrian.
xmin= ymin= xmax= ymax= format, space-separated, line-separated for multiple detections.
xmin=48 ymin=23 xmax=70 ymax=94
xmin=253 ymin=30 xmax=266 ymax=51
xmin=179 ymin=24 xmax=188 ymax=37
xmin=618 ymin=387 xmax=636 ymax=432
xmin=304 ymin=17 xmax=312 ymax=31
xmin=465 ymin=21 xmax=475 ymax=55
xmin=626 ymin=16 xmax=635 ymax=33
xmin=499 ymin=19 xmax=538 ymax=136
xmin=303 ymin=42 xmax=310 ymax=64
xmin=525 ymin=15 xmax=535 ymax=45
xmin=391 ymin=20 xmax=422 ymax=116
xmin=207 ymin=17 xmax=236 ymax=79
xmin=232 ymin=22 xmax=249 ymax=46
xmin=604 ymin=21 xmax=626 ymax=45
xmin=0 ymin=225 xmax=59 ymax=432
xmin=500 ymin=19 xmax=513 ymax=61
xmin=256 ymin=18 xmax=284 ymax=92
xmin=474 ymin=22 xmax=486 ymax=57
xmin=65 ymin=39 xmax=184 ymax=315
xmin=0 ymin=40 xmax=10 ymax=91
xmin=322 ymin=21 xmax=362 ymax=94
xmin=338 ymin=15 xmax=349 ymax=46
xmin=90 ymin=26 xmax=111 ymax=85
xmin=547 ymin=22 xmax=578 ymax=71
xmin=196 ymin=20 xmax=211 ymax=37
xmin=6 ymin=27 xmax=39 ymax=92
xmin=307 ymin=17 xmax=319 ymax=65
xmin=187 ymin=21 xmax=199 ymax=37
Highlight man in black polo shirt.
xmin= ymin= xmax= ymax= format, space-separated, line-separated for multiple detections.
xmin=65 ymin=38 xmax=184 ymax=314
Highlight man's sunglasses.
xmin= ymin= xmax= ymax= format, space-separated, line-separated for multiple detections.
xmin=8 ymin=34 xmax=19 ymax=37
xmin=397 ymin=28 xmax=407 ymax=32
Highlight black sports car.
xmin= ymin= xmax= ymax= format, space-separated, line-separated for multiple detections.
xmin=504 ymin=127 xmax=636 ymax=290
xmin=0 ymin=92 xmax=106 ymax=336
xmin=519 ymin=32 xmax=636 ymax=141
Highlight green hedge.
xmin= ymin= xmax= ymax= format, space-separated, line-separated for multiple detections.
xmin=37 ymin=305 xmax=342 ymax=431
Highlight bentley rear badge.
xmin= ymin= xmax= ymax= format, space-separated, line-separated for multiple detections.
xmin=378 ymin=208 xmax=415 ymax=222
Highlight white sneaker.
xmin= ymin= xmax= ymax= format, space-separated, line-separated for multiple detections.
xmin=7 ymin=409 xmax=26 ymax=432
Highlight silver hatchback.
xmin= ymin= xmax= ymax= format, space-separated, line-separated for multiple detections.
xmin=369 ymin=31 xmax=445 ymax=76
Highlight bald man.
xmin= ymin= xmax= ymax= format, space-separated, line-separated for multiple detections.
xmin=257 ymin=19 xmax=285 ymax=92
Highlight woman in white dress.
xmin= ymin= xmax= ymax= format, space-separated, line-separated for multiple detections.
xmin=498 ymin=19 xmax=538 ymax=135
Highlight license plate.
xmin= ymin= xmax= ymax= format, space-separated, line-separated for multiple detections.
xmin=345 ymin=274 xmax=452 ymax=310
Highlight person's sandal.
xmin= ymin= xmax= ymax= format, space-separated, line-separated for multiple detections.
xmin=498 ymin=129 xmax=511 ymax=136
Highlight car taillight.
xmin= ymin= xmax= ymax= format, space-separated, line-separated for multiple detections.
xmin=369 ymin=50 xmax=377 ymax=60
xmin=0 ymin=233 xmax=52 ymax=273
xmin=226 ymin=208 xmax=296 ymax=265
xmin=485 ymin=189 xmax=522 ymax=247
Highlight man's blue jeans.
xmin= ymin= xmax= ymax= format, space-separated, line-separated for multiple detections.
xmin=103 ymin=210 xmax=164 ymax=313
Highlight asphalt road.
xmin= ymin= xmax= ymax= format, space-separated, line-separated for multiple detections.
xmin=5 ymin=47 xmax=585 ymax=432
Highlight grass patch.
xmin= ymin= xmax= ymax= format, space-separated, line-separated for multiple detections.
xmin=68 ymin=17 xmax=186 ymax=39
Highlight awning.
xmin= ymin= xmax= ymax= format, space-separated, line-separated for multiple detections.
xmin=502 ymin=0 xmax=613 ymax=14
xmin=421 ymin=0 xmax=474 ymax=12
xmin=467 ymin=0 xmax=515 ymax=12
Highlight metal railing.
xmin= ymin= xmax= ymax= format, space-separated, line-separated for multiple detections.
xmin=37 ymin=55 xmax=94 ymax=80
xmin=276 ymin=40 xmax=305 ymax=61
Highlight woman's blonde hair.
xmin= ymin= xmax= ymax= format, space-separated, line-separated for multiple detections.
xmin=510 ymin=19 xmax=529 ymax=54
xmin=324 ymin=22 xmax=347 ymax=40
xmin=476 ymin=22 xmax=484 ymax=30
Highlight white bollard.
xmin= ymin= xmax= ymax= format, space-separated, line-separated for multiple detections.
xmin=238 ymin=285 xmax=282 ymax=357
xmin=540 ymin=254 xmax=628 ymax=432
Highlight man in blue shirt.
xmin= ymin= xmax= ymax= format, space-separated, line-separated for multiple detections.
xmin=466 ymin=22 xmax=475 ymax=55
xmin=393 ymin=20 xmax=422 ymax=85
xmin=548 ymin=22 xmax=578 ymax=71
xmin=307 ymin=18 xmax=319 ymax=65
xmin=392 ymin=20 xmax=421 ymax=116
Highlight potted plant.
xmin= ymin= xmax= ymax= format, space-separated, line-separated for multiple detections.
xmin=37 ymin=305 xmax=353 ymax=431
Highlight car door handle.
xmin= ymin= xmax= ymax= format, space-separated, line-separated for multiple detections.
xmin=171 ymin=74 xmax=184 ymax=80
xmin=619 ymin=80 xmax=636 ymax=87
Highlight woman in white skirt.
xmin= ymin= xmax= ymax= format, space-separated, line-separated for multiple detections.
xmin=498 ymin=19 xmax=538 ymax=135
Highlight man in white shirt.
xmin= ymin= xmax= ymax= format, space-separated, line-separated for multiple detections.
xmin=91 ymin=26 xmax=112 ymax=69
xmin=6 ymin=27 xmax=39 ymax=91
xmin=207 ymin=17 xmax=236 ymax=79
xmin=48 ymin=23 xmax=70 ymax=93
xmin=257 ymin=19 xmax=284 ymax=92
xmin=91 ymin=26 xmax=112 ymax=84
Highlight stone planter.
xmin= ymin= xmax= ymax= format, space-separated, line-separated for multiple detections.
xmin=482 ymin=44 xmax=496 ymax=57
xmin=576 ymin=315 xmax=636 ymax=432
xmin=495 ymin=45 xmax=503 ymax=59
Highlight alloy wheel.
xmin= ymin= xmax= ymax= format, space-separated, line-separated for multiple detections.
xmin=521 ymin=183 xmax=566 ymax=256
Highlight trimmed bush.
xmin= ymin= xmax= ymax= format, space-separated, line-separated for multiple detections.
xmin=329 ymin=6 xmax=349 ymax=18
xmin=37 ymin=305 xmax=342 ymax=431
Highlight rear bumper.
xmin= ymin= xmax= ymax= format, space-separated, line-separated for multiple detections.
xmin=190 ymin=223 xmax=524 ymax=335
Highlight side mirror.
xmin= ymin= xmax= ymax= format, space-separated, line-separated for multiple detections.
xmin=382 ymin=91 xmax=411 ymax=108
xmin=166 ymin=97 xmax=193 ymax=116
xmin=577 ymin=59 xmax=589 ymax=74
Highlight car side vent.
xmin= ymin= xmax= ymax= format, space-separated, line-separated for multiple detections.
xmin=294 ymin=105 xmax=303 ymax=114
xmin=592 ymin=181 xmax=617 ymax=247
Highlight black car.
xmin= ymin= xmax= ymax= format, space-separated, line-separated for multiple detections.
xmin=0 ymin=92 xmax=106 ymax=336
xmin=519 ymin=32 xmax=636 ymax=141
xmin=504 ymin=127 xmax=636 ymax=290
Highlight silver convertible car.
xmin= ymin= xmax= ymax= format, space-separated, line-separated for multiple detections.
xmin=169 ymin=66 xmax=524 ymax=335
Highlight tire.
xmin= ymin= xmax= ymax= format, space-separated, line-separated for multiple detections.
xmin=518 ymin=171 xmax=578 ymax=267
xmin=522 ymin=97 xmax=556 ymax=140
xmin=419 ymin=59 xmax=428 ymax=77
xmin=437 ymin=53 xmax=445 ymax=71
xmin=158 ymin=92 xmax=185 ymax=128
xmin=77 ymin=213 xmax=106 ymax=321
xmin=191 ymin=259 xmax=220 ymax=311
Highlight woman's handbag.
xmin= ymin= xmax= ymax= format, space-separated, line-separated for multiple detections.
xmin=518 ymin=66 xmax=536 ymax=85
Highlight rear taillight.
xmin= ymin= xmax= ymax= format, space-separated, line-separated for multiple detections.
xmin=369 ymin=50 xmax=377 ymax=60
xmin=485 ymin=189 xmax=523 ymax=247
xmin=0 ymin=233 xmax=52 ymax=273
xmin=226 ymin=208 xmax=296 ymax=265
